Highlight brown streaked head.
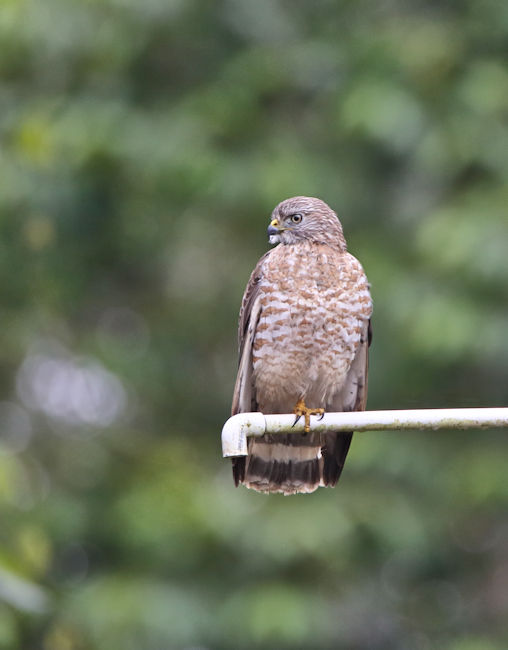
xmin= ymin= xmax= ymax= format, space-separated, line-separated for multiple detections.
xmin=267 ymin=196 xmax=347 ymax=250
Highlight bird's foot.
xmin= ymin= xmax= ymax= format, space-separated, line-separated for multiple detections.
xmin=292 ymin=399 xmax=325 ymax=433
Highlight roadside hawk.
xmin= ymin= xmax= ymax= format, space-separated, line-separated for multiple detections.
xmin=231 ymin=196 xmax=372 ymax=494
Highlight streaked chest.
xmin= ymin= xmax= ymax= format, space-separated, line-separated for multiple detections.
xmin=253 ymin=243 xmax=370 ymax=351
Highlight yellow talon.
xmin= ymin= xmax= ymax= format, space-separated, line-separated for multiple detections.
xmin=293 ymin=398 xmax=325 ymax=433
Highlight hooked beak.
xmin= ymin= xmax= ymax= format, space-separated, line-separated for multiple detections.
xmin=267 ymin=218 xmax=283 ymax=236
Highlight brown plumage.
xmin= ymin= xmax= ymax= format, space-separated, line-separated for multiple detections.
xmin=231 ymin=196 xmax=372 ymax=495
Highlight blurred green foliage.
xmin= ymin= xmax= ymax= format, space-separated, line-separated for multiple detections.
xmin=1 ymin=0 xmax=508 ymax=648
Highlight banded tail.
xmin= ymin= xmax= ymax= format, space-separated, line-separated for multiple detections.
xmin=232 ymin=431 xmax=353 ymax=495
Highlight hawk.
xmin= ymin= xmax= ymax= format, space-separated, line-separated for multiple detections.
xmin=231 ymin=196 xmax=372 ymax=495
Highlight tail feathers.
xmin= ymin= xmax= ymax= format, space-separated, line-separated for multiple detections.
xmin=231 ymin=432 xmax=352 ymax=495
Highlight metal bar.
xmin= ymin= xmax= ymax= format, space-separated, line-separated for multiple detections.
xmin=221 ymin=408 xmax=508 ymax=457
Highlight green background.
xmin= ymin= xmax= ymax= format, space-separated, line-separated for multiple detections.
xmin=1 ymin=0 xmax=508 ymax=648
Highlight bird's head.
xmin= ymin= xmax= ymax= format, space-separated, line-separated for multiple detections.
xmin=267 ymin=196 xmax=347 ymax=250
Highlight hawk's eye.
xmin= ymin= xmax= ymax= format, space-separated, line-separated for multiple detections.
xmin=291 ymin=213 xmax=303 ymax=224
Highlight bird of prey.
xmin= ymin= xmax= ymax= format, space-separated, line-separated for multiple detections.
xmin=231 ymin=196 xmax=372 ymax=495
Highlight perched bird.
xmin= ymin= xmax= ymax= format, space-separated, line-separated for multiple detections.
xmin=231 ymin=196 xmax=372 ymax=495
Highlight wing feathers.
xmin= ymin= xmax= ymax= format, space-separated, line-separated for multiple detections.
xmin=231 ymin=295 xmax=261 ymax=415
xmin=321 ymin=318 xmax=371 ymax=487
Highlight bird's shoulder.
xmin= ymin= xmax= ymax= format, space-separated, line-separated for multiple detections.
xmin=237 ymin=249 xmax=274 ymax=352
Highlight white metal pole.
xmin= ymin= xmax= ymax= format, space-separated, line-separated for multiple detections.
xmin=221 ymin=408 xmax=508 ymax=457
